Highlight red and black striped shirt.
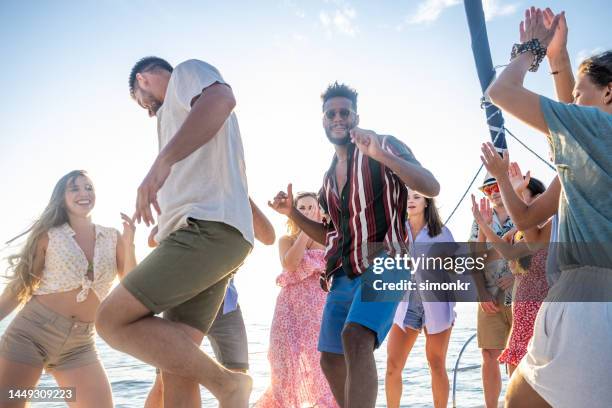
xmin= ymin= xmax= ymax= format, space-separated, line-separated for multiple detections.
xmin=319 ymin=135 xmax=421 ymax=280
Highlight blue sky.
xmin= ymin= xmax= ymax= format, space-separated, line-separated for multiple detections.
xmin=0 ymin=0 xmax=610 ymax=316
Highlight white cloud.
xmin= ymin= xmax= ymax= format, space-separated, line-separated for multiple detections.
xmin=482 ymin=0 xmax=519 ymax=21
xmin=576 ymin=47 xmax=605 ymax=65
xmin=407 ymin=0 xmax=518 ymax=25
xmin=319 ymin=5 xmax=358 ymax=36
xmin=408 ymin=0 xmax=461 ymax=24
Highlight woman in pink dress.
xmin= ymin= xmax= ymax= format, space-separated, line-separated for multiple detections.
xmin=256 ymin=192 xmax=338 ymax=408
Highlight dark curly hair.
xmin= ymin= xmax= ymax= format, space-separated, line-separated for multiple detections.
xmin=321 ymin=81 xmax=358 ymax=112
xmin=128 ymin=56 xmax=174 ymax=97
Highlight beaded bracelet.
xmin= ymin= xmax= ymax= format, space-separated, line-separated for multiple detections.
xmin=511 ymin=39 xmax=547 ymax=72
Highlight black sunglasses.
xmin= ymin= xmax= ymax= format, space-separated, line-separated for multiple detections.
xmin=324 ymin=108 xmax=354 ymax=120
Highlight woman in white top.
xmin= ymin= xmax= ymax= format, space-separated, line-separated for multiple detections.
xmin=0 ymin=170 xmax=136 ymax=408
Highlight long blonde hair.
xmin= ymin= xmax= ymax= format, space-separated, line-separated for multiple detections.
xmin=5 ymin=170 xmax=88 ymax=303
xmin=286 ymin=192 xmax=319 ymax=237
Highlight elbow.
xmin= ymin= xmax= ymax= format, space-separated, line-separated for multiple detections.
xmin=262 ymin=233 xmax=276 ymax=246
xmin=428 ymin=179 xmax=440 ymax=198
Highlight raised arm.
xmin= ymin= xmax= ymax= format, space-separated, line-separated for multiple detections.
xmin=471 ymin=195 xmax=530 ymax=260
xmin=543 ymin=9 xmax=575 ymax=103
xmin=250 ymin=197 xmax=276 ymax=245
xmin=487 ymin=7 xmax=562 ymax=134
xmin=268 ymin=184 xmax=327 ymax=245
xmin=116 ymin=213 xmax=137 ymax=279
xmin=480 ymin=143 xmax=560 ymax=230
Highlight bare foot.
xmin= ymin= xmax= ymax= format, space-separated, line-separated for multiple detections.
xmin=219 ymin=371 xmax=252 ymax=408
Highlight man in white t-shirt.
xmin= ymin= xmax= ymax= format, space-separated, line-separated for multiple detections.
xmin=96 ymin=57 xmax=254 ymax=407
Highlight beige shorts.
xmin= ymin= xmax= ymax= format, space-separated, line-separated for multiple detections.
xmin=0 ymin=298 xmax=98 ymax=371
xmin=477 ymin=302 xmax=512 ymax=349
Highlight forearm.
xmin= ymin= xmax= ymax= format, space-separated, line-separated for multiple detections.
xmin=250 ymin=198 xmax=276 ymax=245
xmin=377 ymin=151 xmax=440 ymax=197
xmin=120 ymin=243 xmax=137 ymax=279
xmin=282 ymin=233 xmax=310 ymax=270
xmin=489 ymin=52 xmax=532 ymax=100
xmin=496 ymin=174 xmax=532 ymax=227
xmin=288 ymin=207 xmax=327 ymax=245
xmin=548 ymin=50 xmax=575 ymax=103
xmin=158 ymin=85 xmax=235 ymax=167
xmin=0 ymin=287 xmax=20 ymax=321
xmin=477 ymin=222 xmax=521 ymax=260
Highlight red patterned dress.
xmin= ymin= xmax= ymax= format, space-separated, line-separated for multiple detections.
xmin=499 ymin=247 xmax=549 ymax=366
xmin=255 ymin=249 xmax=338 ymax=408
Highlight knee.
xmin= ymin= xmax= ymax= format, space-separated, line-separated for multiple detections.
xmin=481 ymin=349 xmax=501 ymax=364
xmin=95 ymin=300 xmax=118 ymax=342
xmin=426 ymin=353 xmax=446 ymax=373
xmin=341 ymin=323 xmax=375 ymax=355
xmin=320 ymin=353 xmax=336 ymax=375
xmin=385 ymin=357 xmax=403 ymax=379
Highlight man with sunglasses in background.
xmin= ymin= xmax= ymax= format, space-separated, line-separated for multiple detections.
xmin=469 ymin=175 xmax=515 ymax=408
xmin=269 ymin=82 xmax=439 ymax=407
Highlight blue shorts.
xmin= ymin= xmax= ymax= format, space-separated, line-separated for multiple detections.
xmin=403 ymin=287 xmax=425 ymax=331
xmin=318 ymin=258 xmax=407 ymax=354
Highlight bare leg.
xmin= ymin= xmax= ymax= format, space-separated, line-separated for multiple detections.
xmin=320 ymin=352 xmax=347 ymax=407
xmin=424 ymin=327 xmax=452 ymax=408
xmin=0 ymin=357 xmax=43 ymax=408
xmin=95 ymin=285 xmax=251 ymax=408
xmin=144 ymin=373 xmax=164 ymax=408
xmin=481 ymin=349 xmax=503 ymax=408
xmin=385 ymin=325 xmax=419 ymax=408
xmin=507 ymin=363 xmax=517 ymax=378
xmin=162 ymin=322 xmax=205 ymax=408
xmin=342 ymin=323 xmax=378 ymax=408
xmin=52 ymin=362 xmax=113 ymax=408
xmin=505 ymin=371 xmax=551 ymax=408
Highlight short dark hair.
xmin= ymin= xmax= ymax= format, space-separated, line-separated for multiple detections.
xmin=579 ymin=50 xmax=612 ymax=88
xmin=321 ymin=81 xmax=358 ymax=111
xmin=526 ymin=177 xmax=546 ymax=197
xmin=129 ymin=56 xmax=174 ymax=97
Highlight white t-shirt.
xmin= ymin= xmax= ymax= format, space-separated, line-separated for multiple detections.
xmin=154 ymin=59 xmax=254 ymax=246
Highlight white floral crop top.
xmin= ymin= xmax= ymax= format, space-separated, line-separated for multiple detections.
xmin=33 ymin=223 xmax=119 ymax=302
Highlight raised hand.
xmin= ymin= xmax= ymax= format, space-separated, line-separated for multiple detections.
xmin=480 ymin=142 xmax=509 ymax=179
xmin=508 ymin=162 xmax=531 ymax=194
xmin=268 ymin=183 xmax=294 ymax=216
xmin=120 ymin=212 xmax=136 ymax=245
xmin=519 ymin=6 xmax=561 ymax=48
xmin=471 ymin=194 xmax=493 ymax=227
xmin=134 ymin=159 xmax=171 ymax=226
xmin=543 ymin=8 xmax=567 ymax=59
xmin=350 ymin=128 xmax=384 ymax=161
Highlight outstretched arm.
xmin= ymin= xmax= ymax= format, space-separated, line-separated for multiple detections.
xmin=487 ymin=7 xmax=562 ymax=134
xmin=268 ymin=184 xmax=327 ymax=245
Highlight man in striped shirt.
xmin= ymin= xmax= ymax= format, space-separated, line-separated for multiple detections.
xmin=269 ymin=82 xmax=439 ymax=407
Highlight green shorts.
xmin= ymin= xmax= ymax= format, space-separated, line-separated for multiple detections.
xmin=122 ymin=219 xmax=252 ymax=334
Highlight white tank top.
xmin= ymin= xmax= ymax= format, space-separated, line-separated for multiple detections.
xmin=33 ymin=223 xmax=119 ymax=302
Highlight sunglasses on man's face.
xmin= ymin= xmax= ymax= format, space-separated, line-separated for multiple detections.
xmin=324 ymin=108 xmax=354 ymax=120
xmin=482 ymin=183 xmax=500 ymax=195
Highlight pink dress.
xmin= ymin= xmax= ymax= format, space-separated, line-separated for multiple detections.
xmin=255 ymin=249 xmax=338 ymax=408
xmin=499 ymin=248 xmax=549 ymax=366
